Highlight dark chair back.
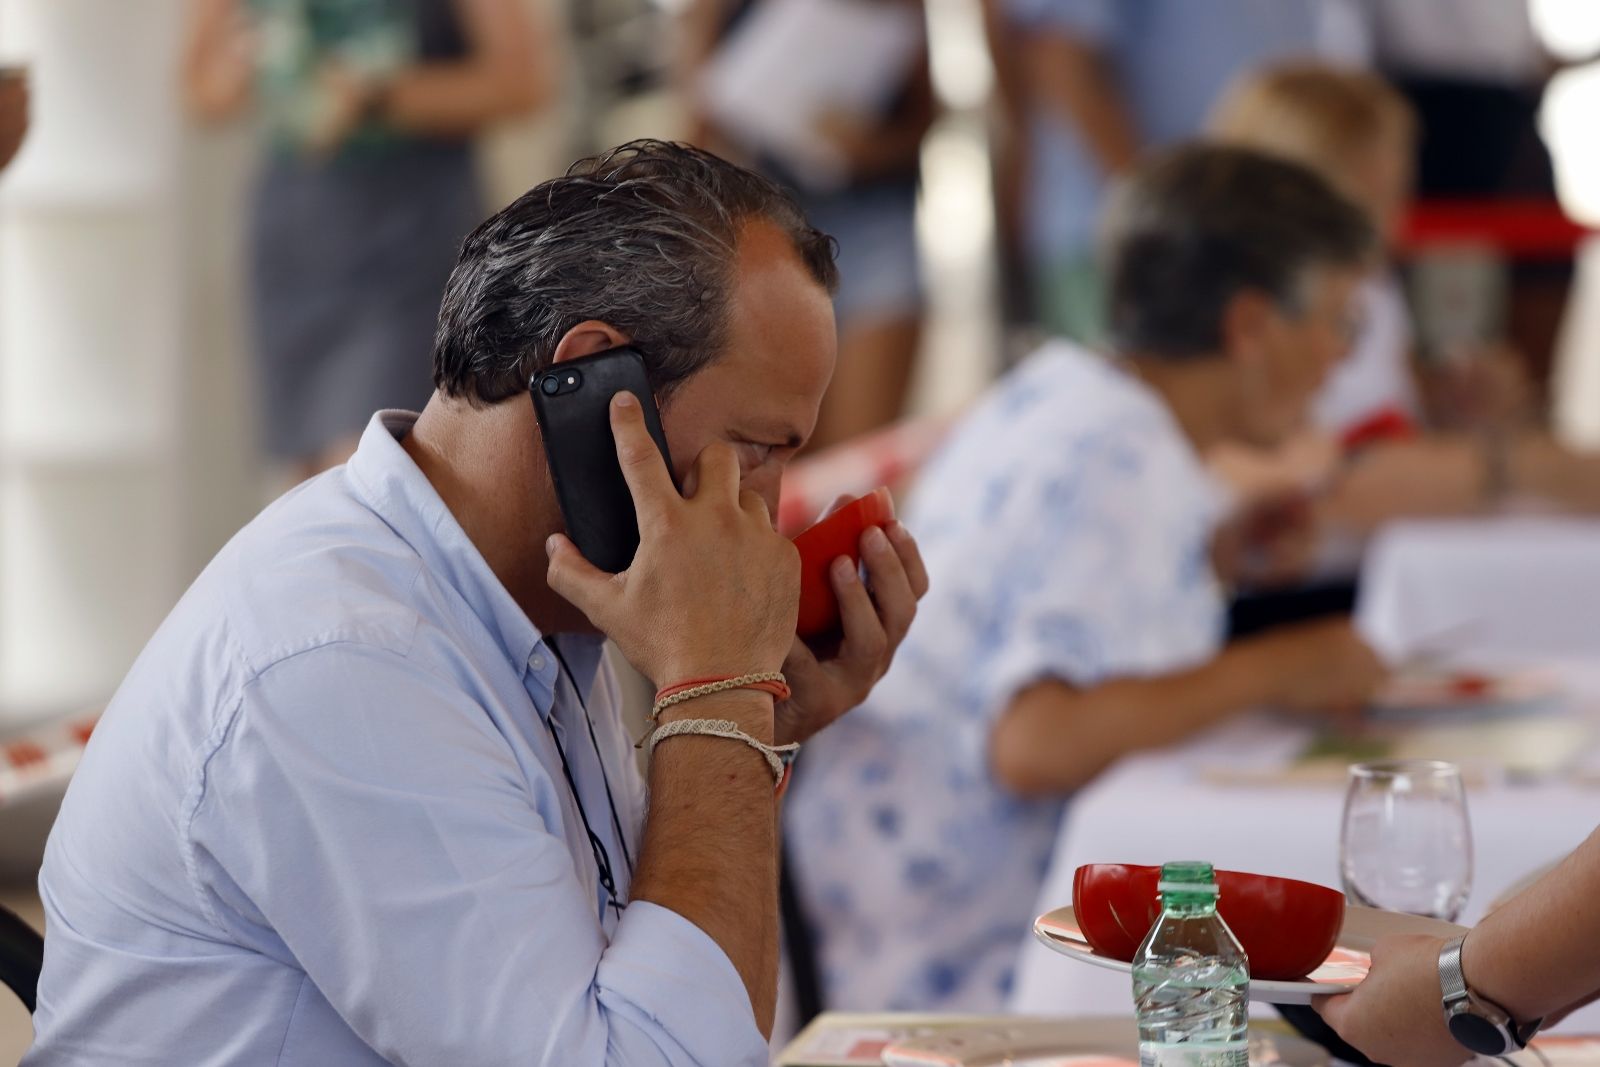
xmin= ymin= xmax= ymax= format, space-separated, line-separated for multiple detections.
xmin=0 ymin=904 xmax=43 ymax=1013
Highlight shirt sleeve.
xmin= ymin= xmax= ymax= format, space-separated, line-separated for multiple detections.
xmin=185 ymin=643 xmax=765 ymax=1067
xmin=1003 ymin=0 xmax=1117 ymax=39
xmin=973 ymin=440 xmax=1211 ymax=718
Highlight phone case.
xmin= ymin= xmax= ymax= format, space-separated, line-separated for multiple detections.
xmin=531 ymin=347 xmax=674 ymax=574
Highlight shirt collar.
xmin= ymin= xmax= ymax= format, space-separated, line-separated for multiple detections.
xmin=344 ymin=411 xmax=604 ymax=717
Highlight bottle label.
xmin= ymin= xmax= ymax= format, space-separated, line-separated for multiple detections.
xmin=1138 ymin=1040 xmax=1248 ymax=1067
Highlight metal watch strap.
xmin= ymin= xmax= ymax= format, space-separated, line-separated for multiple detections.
xmin=1440 ymin=936 xmax=1543 ymax=1054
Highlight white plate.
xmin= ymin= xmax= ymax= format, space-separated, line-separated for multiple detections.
xmin=1371 ymin=669 xmax=1560 ymax=717
xmin=1033 ymin=904 xmax=1464 ymax=1006
xmin=880 ymin=1017 xmax=1328 ymax=1067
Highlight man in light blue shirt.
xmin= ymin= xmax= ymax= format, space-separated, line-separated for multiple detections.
xmin=1002 ymin=0 xmax=1337 ymax=341
xmin=24 ymin=141 xmax=927 ymax=1066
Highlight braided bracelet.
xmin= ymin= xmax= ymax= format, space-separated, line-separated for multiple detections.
xmin=649 ymin=672 xmax=790 ymax=725
xmin=646 ymin=718 xmax=800 ymax=788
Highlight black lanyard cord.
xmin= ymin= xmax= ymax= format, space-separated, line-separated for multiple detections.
xmin=541 ymin=639 xmax=635 ymax=919
xmin=542 ymin=709 xmax=625 ymax=918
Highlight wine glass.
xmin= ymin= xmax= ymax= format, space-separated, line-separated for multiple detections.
xmin=1340 ymin=759 xmax=1472 ymax=921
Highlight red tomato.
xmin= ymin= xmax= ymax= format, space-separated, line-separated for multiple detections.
xmin=1450 ymin=673 xmax=1493 ymax=698
xmin=792 ymin=488 xmax=895 ymax=638
xmin=1072 ymin=863 xmax=1345 ymax=981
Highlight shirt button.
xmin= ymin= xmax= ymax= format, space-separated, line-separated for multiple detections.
xmin=529 ymin=653 xmax=547 ymax=672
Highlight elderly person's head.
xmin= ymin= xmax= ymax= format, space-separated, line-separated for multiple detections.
xmin=1102 ymin=143 xmax=1378 ymax=447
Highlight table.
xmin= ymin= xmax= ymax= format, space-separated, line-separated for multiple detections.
xmin=1009 ymin=661 xmax=1600 ymax=1030
xmin=1357 ymin=518 xmax=1600 ymax=662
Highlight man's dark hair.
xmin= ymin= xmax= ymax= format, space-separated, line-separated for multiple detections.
xmin=432 ymin=139 xmax=839 ymax=405
xmin=1102 ymin=143 xmax=1376 ymax=359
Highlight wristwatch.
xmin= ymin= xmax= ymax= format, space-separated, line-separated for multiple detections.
xmin=1439 ymin=936 xmax=1543 ymax=1055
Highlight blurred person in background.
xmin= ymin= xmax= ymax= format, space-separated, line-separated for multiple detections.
xmin=999 ymin=0 xmax=1336 ymax=344
xmin=785 ymin=146 xmax=1387 ymax=1015
xmin=1207 ymin=62 xmax=1600 ymax=537
xmin=679 ymin=0 xmax=934 ymax=451
xmin=0 ymin=65 xmax=25 ymax=172
xmin=183 ymin=0 xmax=553 ymax=481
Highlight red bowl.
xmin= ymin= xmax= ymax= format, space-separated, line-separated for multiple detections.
xmin=1072 ymin=863 xmax=1346 ymax=981
xmin=792 ymin=488 xmax=895 ymax=638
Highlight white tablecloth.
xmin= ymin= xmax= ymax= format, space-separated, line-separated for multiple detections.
xmin=1010 ymin=691 xmax=1600 ymax=1027
xmin=1357 ymin=518 xmax=1600 ymax=662
xmin=1011 ymin=532 xmax=1600 ymax=1032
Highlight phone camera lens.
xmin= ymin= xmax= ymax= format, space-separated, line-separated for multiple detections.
xmin=540 ymin=375 xmax=560 ymax=396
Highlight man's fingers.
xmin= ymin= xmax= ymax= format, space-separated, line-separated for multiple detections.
xmin=688 ymin=441 xmax=741 ymax=505
xmin=741 ymin=487 xmax=773 ymax=528
xmin=833 ymin=556 xmax=889 ymax=670
xmin=608 ymin=392 xmax=677 ymax=525
xmin=886 ymin=520 xmax=929 ymax=599
xmin=545 ymin=533 xmax=619 ymax=619
xmin=1312 ymin=992 xmax=1350 ymax=1027
xmin=860 ymin=525 xmax=916 ymax=644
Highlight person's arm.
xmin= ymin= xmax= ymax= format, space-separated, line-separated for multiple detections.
xmin=0 ymin=69 xmax=26 ymax=171
xmin=674 ymin=0 xmax=740 ymax=148
xmin=814 ymin=36 xmax=938 ymax=182
xmin=1020 ymin=26 xmax=1138 ymax=176
xmin=369 ymin=0 xmax=553 ymax=136
xmin=544 ymin=393 xmax=803 ymax=1035
xmin=1317 ymin=827 xmax=1600 ymax=1067
xmin=988 ymin=618 xmax=1383 ymax=797
xmin=182 ymin=0 xmax=256 ymax=122
xmin=1320 ymin=434 xmax=1600 ymax=533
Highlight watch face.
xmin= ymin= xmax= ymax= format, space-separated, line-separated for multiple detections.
xmin=1449 ymin=1012 xmax=1509 ymax=1055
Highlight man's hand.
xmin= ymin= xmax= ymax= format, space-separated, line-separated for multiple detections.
xmin=774 ymin=504 xmax=928 ymax=747
xmin=1315 ymin=934 xmax=1469 ymax=1067
xmin=546 ymin=393 xmax=800 ymax=723
xmin=1241 ymin=617 xmax=1386 ymax=717
xmin=0 ymin=68 xmax=28 ymax=172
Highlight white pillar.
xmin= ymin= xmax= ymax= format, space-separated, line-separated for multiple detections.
xmin=0 ymin=0 xmax=186 ymax=723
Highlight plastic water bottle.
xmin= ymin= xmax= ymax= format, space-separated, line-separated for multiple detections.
xmin=1132 ymin=861 xmax=1250 ymax=1067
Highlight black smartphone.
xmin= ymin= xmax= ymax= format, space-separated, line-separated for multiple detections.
xmin=531 ymin=346 xmax=675 ymax=574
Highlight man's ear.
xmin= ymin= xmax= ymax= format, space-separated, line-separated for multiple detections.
xmin=550 ymin=321 xmax=631 ymax=365
xmin=1220 ymin=289 xmax=1276 ymax=368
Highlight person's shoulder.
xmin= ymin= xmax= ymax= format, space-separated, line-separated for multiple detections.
xmin=212 ymin=471 xmax=431 ymax=674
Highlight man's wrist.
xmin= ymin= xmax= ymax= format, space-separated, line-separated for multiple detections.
xmin=657 ymin=691 xmax=775 ymax=745
xmin=1460 ymin=924 xmax=1549 ymax=1026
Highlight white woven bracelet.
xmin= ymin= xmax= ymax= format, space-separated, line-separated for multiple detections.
xmin=645 ymin=718 xmax=799 ymax=785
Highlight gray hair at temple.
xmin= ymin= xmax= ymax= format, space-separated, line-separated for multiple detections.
xmin=432 ymin=139 xmax=840 ymax=405
xmin=1101 ymin=143 xmax=1378 ymax=360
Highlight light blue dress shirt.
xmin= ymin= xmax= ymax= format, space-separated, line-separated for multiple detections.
xmin=785 ymin=342 xmax=1229 ymax=1014
xmin=1005 ymin=0 xmax=1328 ymax=266
xmin=24 ymin=413 xmax=766 ymax=1066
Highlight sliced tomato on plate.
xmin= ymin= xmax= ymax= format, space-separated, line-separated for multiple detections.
xmin=1072 ymin=863 xmax=1345 ymax=981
